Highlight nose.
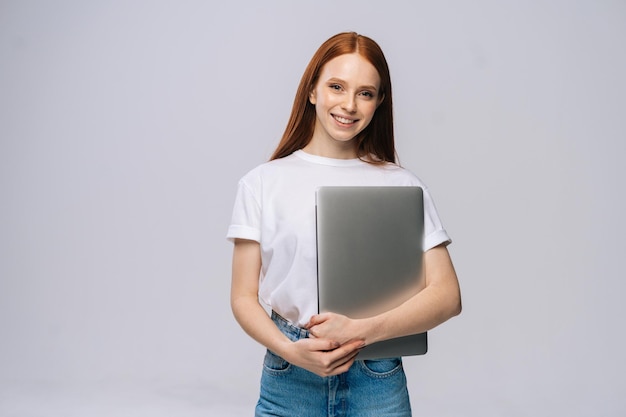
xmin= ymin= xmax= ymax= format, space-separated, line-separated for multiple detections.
xmin=342 ymin=95 xmax=357 ymax=113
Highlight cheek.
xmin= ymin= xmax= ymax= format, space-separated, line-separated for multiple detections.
xmin=362 ymin=103 xmax=379 ymax=121
xmin=317 ymin=91 xmax=336 ymax=108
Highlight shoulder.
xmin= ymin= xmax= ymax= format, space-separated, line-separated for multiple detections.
xmin=236 ymin=153 xmax=303 ymax=194
xmin=239 ymin=153 xmax=297 ymax=179
xmin=379 ymin=163 xmax=429 ymax=188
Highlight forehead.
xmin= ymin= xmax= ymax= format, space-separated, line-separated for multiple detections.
xmin=318 ymin=53 xmax=381 ymax=87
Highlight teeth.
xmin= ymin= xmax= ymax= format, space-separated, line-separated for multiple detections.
xmin=334 ymin=115 xmax=355 ymax=124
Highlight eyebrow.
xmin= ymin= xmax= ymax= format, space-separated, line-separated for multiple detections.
xmin=325 ymin=77 xmax=379 ymax=92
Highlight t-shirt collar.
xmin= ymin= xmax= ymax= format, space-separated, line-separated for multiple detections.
xmin=294 ymin=149 xmax=364 ymax=167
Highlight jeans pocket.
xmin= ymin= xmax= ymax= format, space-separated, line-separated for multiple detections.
xmin=359 ymin=358 xmax=403 ymax=378
xmin=263 ymin=349 xmax=291 ymax=374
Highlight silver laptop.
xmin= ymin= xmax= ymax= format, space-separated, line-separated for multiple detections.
xmin=316 ymin=186 xmax=427 ymax=359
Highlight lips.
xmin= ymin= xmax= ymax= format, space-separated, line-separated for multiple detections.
xmin=333 ymin=114 xmax=358 ymax=125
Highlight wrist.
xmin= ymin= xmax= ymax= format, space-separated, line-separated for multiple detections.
xmin=273 ymin=337 xmax=297 ymax=362
xmin=360 ymin=315 xmax=387 ymax=346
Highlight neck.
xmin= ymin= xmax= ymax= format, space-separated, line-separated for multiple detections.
xmin=302 ymin=139 xmax=358 ymax=160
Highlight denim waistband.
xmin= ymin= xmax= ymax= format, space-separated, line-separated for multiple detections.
xmin=271 ymin=311 xmax=310 ymax=342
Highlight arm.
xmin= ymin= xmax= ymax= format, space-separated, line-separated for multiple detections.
xmin=230 ymin=238 xmax=364 ymax=376
xmin=306 ymin=244 xmax=462 ymax=346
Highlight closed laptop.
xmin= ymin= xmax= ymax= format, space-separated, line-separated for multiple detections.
xmin=316 ymin=186 xmax=427 ymax=359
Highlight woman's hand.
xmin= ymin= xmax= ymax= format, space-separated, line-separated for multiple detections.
xmin=305 ymin=312 xmax=368 ymax=347
xmin=281 ymin=337 xmax=364 ymax=377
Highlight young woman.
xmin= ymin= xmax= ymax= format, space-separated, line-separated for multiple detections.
xmin=227 ymin=32 xmax=461 ymax=417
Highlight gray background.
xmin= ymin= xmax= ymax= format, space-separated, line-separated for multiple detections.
xmin=1 ymin=1 xmax=625 ymax=416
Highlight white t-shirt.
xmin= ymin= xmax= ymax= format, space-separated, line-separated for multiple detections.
xmin=227 ymin=150 xmax=450 ymax=327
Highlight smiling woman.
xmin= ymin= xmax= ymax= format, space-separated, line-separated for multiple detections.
xmin=227 ymin=32 xmax=461 ymax=417
xmin=269 ymin=32 xmax=397 ymax=164
xmin=305 ymin=54 xmax=384 ymax=158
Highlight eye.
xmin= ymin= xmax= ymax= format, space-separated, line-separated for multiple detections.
xmin=360 ymin=90 xmax=375 ymax=99
xmin=328 ymin=83 xmax=343 ymax=91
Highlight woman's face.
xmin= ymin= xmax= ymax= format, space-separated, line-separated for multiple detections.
xmin=307 ymin=53 xmax=382 ymax=157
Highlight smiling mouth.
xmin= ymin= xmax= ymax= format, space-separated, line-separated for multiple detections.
xmin=333 ymin=114 xmax=358 ymax=125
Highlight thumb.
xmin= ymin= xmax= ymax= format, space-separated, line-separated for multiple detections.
xmin=305 ymin=312 xmax=330 ymax=329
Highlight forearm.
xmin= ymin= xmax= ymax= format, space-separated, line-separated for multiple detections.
xmin=231 ymin=294 xmax=292 ymax=356
xmin=231 ymin=293 xmax=364 ymax=377
xmin=363 ymin=282 xmax=461 ymax=345
xmin=361 ymin=245 xmax=462 ymax=345
xmin=230 ymin=239 xmax=293 ymax=358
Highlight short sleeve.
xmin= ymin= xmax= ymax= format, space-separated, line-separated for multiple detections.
xmin=422 ymin=186 xmax=451 ymax=251
xmin=226 ymin=179 xmax=262 ymax=243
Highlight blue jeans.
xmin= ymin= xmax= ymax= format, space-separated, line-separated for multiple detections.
xmin=255 ymin=311 xmax=412 ymax=417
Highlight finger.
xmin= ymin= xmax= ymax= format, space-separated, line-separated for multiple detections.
xmin=331 ymin=358 xmax=356 ymax=376
xmin=305 ymin=313 xmax=328 ymax=329
xmin=302 ymin=337 xmax=340 ymax=352
xmin=326 ymin=339 xmax=364 ymax=362
xmin=327 ymin=346 xmax=361 ymax=375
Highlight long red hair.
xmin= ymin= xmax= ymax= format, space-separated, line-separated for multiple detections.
xmin=270 ymin=32 xmax=396 ymax=164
